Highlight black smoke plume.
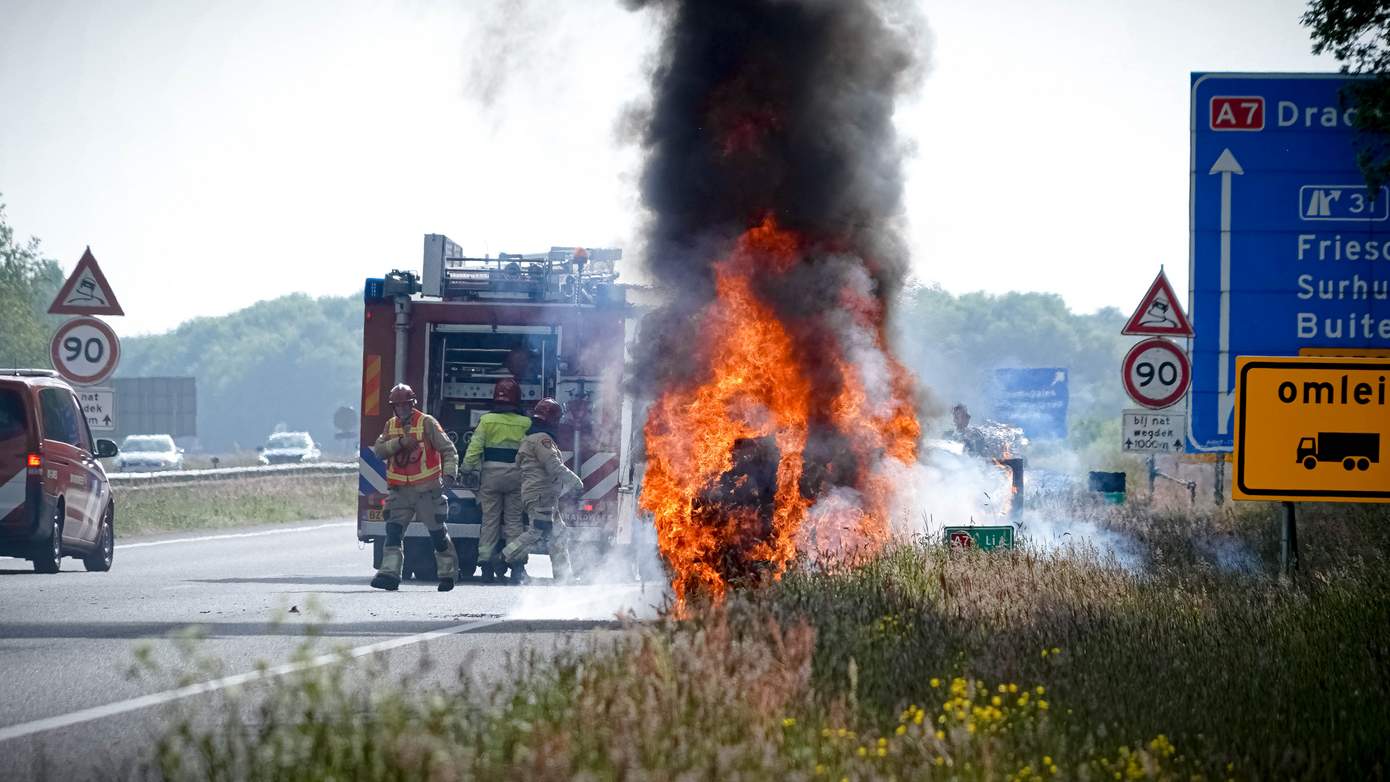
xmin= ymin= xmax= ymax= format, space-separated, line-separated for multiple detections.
xmin=625 ymin=0 xmax=926 ymax=392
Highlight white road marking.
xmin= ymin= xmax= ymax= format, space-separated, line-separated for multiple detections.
xmin=121 ymin=522 xmax=353 ymax=549
xmin=0 ymin=615 xmax=504 ymax=744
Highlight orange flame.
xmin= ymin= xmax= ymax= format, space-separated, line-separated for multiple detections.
xmin=640 ymin=217 xmax=921 ymax=603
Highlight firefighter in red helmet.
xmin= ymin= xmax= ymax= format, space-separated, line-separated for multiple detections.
xmin=503 ymin=397 xmax=584 ymax=583
xmin=370 ymin=383 xmax=459 ymax=591
xmin=462 ymin=376 xmax=531 ymax=582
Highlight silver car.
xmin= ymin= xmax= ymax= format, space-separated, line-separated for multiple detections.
xmin=117 ymin=434 xmax=184 ymax=471
xmin=259 ymin=431 xmax=321 ymax=465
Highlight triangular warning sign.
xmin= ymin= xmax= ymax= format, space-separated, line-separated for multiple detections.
xmin=48 ymin=247 xmax=124 ymax=316
xmin=1122 ymin=268 xmax=1191 ymax=337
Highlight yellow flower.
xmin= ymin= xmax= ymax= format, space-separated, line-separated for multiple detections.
xmin=1051 ymin=647 xmax=1061 ymax=655
xmin=782 ymin=717 xmax=796 ymax=727
xmin=896 ymin=725 xmax=907 ymax=736
xmin=1035 ymin=686 xmax=1046 ymax=696
xmin=1038 ymin=700 xmax=1049 ymax=710
xmin=1041 ymin=649 xmax=1049 ymax=658
xmin=815 ymin=765 xmax=825 ymax=776
xmin=935 ymin=730 xmax=945 ymax=741
xmin=877 ymin=747 xmax=887 ymax=758
xmin=857 ymin=747 xmax=867 ymax=757
xmin=878 ymin=737 xmax=888 ymax=747
xmin=930 ymin=678 xmax=941 ymax=688
xmin=935 ymin=757 xmax=945 ymax=767
xmin=822 ymin=728 xmax=831 ymax=738
xmin=914 ymin=712 xmax=924 ymax=725
xmin=997 ymin=683 xmax=1007 ymax=694
xmin=1043 ymin=756 xmax=1053 ymax=766
xmin=967 ymin=722 xmax=977 ymax=734
xmin=991 ymin=695 xmax=1003 ymax=707
xmin=1008 ymin=683 xmax=1019 ymax=693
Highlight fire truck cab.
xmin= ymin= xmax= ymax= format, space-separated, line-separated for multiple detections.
xmin=358 ymin=235 xmax=641 ymax=582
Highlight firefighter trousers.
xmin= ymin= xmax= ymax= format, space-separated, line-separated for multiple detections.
xmin=478 ymin=463 xmax=523 ymax=563
xmin=384 ymin=483 xmax=448 ymax=532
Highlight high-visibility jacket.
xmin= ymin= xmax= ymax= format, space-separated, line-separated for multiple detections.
xmin=462 ymin=411 xmax=532 ymax=470
xmin=374 ymin=409 xmax=458 ymax=487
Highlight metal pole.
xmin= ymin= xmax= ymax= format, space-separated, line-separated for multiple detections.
xmin=1147 ymin=455 xmax=1156 ymax=503
xmin=393 ymin=297 xmax=410 ymax=384
xmin=1280 ymin=501 xmax=1299 ymax=576
xmin=1214 ymin=458 xmax=1224 ymax=505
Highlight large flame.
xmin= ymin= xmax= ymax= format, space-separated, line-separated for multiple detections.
xmin=640 ymin=217 xmax=921 ymax=602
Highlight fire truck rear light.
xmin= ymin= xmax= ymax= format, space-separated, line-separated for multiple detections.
xmin=26 ymin=453 xmax=41 ymax=469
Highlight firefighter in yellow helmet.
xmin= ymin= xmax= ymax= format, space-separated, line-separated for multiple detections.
xmin=502 ymin=397 xmax=584 ymax=583
xmin=463 ymin=377 xmax=531 ymax=583
xmin=370 ymin=383 xmax=460 ymax=591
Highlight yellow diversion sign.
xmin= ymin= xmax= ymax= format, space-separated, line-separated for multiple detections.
xmin=1233 ymin=357 xmax=1390 ymax=503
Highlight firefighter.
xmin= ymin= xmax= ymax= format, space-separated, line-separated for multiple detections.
xmin=370 ymin=383 xmax=460 ymax=592
xmin=502 ymin=397 xmax=584 ymax=583
xmin=463 ymin=377 xmax=531 ymax=583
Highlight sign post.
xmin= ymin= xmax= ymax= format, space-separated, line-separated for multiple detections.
xmin=1189 ymin=74 xmax=1390 ymax=452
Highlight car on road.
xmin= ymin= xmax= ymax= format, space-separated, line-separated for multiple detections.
xmin=259 ymin=431 xmax=321 ymax=465
xmin=0 ymin=370 xmax=119 ymax=573
xmin=116 ymin=433 xmax=184 ymax=471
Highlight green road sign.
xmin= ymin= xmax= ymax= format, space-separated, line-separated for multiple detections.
xmin=944 ymin=525 xmax=1015 ymax=551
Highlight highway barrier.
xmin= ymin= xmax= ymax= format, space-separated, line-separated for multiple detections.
xmin=109 ymin=462 xmax=356 ymax=490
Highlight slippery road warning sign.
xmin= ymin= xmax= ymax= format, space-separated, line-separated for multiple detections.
xmin=48 ymin=247 xmax=124 ymax=317
xmin=1122 ymin=268 xmax=1193 ymax=337
xmin=1233 ymin=356 xmax=1390 ymax=502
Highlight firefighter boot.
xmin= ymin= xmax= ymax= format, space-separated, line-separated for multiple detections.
xmin=371 ymin=545 xmax=404 ymax=591
xmin=480 ymin=562 xmax=496 ymax=584
xmin=435 ymin=546 xmax=458 ymax=592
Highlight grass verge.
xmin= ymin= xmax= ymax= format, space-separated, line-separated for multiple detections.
xmin=147 ymin=502 xmax=1390 ymax=780
xmin=116 ymin=475 xmax=355 ymax=537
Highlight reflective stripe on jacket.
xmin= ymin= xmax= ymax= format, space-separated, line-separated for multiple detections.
xmin=379 ymin=410 xmax=446 ymax=487
xmin=463 ymin=412 xmax=532 ymax=470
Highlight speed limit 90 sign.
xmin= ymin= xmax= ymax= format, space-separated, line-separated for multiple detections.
xmin=1122 ymin=337 xmax=1190 ymax=409
xmin=50 ymin=316 xmax=121 ymax=385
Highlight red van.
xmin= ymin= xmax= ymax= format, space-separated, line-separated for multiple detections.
xmin=0 ymin=370 xmax=119 ymax=573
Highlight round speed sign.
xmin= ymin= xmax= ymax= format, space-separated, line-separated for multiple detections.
xmin=50 ymin=317 xmax=121 ymax=386
xmin=1122 ymin=337 xmax=1190 ymax=409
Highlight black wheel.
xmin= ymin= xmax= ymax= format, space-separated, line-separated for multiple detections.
xmin=1302 ymin=456 xmax=1317 ymax=470
xmin=404 ymin=538 xmax=437 ymax=581
xmin=83 ymin=505 xmax=114 ymax=572
xmin=455 ymin=537 xmax=479 ymax=579
xmin=1343 ymin=457 xmax=1356 ymax=471
xmin=33 ymin=501 xmax=62 ymax=574
xmin=1358 ymin=457 xmax=1371 ymax=471
xmin=372 ymin=538 xmax=384 ymax=569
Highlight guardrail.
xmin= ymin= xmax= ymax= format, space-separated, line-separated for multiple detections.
xmin=109 ymin=462 xmax=356 ymax=489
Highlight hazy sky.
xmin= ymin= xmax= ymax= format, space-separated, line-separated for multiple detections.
xmin=1 ymin=0 xmax=1336 ymax=336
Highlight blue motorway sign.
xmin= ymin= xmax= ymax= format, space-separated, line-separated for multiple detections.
xmin=1189 ymin=73 xmax=1390 ymax=451
xmin=990 ymin=367 xmax=1068 ymax=440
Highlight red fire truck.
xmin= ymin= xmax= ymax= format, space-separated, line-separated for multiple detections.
xmin=357 ymin=235 xmax=642 ymax=581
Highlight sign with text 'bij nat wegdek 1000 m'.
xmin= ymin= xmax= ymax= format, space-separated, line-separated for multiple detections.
xmin=1190 ymin=73 xmax=1390 ymax=452
xmin=1122 ymin=409 xmax=1187 ymax=454
xmin=1233 ymin=356 xmax=1390 ymax=502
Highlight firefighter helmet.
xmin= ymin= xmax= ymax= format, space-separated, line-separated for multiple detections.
xmin=531 ymin=397 xmax=563 ymax=426
xmin=388 ymin=384 xmax=416 ymax=405
xmin=492 ymin=377 xmax=521 ymax=406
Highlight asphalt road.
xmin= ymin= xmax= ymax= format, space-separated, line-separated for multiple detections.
xmin=0 ymin=519 xmax=665 ymax=779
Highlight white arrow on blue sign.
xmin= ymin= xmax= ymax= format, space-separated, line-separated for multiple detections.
xmin=1188 ymin=73 xmax=1390 ymax=452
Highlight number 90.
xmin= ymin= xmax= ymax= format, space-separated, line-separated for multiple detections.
xmin=63 ymin=336 xmax=104 ymax=364
xmin=1135 ymin=359 xmax=1178 ymax=387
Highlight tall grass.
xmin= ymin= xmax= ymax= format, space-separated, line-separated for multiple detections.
xmin=149 ymin=501 xmax=1390 ymax=780
xmin=117 ymin=475 xmax=354 ymax=536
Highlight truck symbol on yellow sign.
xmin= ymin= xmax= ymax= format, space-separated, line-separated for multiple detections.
xmin=1296 ymin=432 xmax=1378 ymax=472
xmin=1234 ymin=357 xmax=1390 ymax=502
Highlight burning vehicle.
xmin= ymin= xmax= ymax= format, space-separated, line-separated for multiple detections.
xmin=628 ymin=0 xmax=929 ymax=602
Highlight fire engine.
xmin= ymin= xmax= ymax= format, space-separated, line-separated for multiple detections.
xmin=357 ymin=235 xmax=642 ymax=581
